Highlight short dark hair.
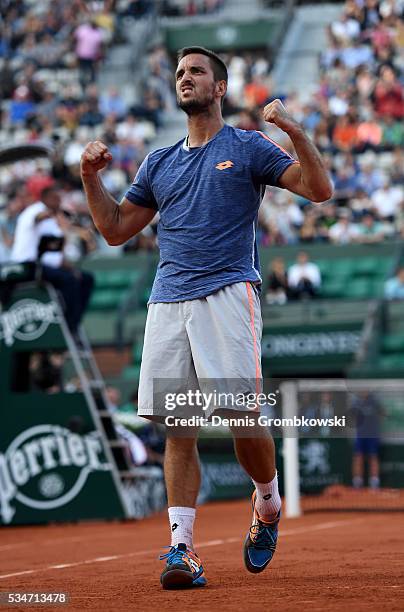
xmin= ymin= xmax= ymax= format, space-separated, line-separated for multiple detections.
xmin=177 ymin=46 xmax=228 ymax=84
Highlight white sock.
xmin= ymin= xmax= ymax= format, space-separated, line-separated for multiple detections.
xmin=253 ymin=472 xmax=281 ymax=522
xmin=168 ymin=506 xmax=195 ymax=548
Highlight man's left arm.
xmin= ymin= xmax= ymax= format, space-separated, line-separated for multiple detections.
xmin=263 ymin=99 xmax=333 ymax=203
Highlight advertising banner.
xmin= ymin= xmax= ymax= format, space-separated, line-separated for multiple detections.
xmin=0 ymin=284 xmax=126 ymax=525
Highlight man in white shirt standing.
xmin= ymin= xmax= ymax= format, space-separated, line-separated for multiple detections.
xmin=288 ymin=251 xmax=321 ymax=299
xmin=11 ymin=185 xmax=94 ymax=335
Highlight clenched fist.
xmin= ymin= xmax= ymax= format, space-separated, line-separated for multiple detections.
xmin=262 ymin=99 xmax=301 ymax=135
xmin=80 ymin=141 xmax=113 ymax=175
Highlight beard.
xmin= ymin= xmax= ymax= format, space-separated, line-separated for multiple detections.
xmin=177 ymin=88 xmax=216 ymax=115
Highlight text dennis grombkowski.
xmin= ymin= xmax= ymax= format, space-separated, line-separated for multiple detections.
xmin=165 ymin=415 xmax=347 ymax=428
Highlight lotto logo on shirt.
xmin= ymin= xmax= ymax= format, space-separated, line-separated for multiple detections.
xmin=215 ymin=160 xmax=234 ymax=170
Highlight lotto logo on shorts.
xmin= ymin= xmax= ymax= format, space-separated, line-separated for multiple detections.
xmin=215 ymin=160 xmax=234 ymax=170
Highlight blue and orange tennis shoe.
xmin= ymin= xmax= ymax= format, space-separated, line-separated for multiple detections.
xmin=160 ymin=543 xmax=207 ymax=589
xmin=243 ymin=491 xmax=280 ymax=573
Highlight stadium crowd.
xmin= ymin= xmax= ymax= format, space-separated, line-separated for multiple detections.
xmin=254 ymin=0 xmax=404 ymax=247
xmin=0 ymin=0 xmax=403 ymax=265
xmin=0 ymin=0 xmax=173 ymax=261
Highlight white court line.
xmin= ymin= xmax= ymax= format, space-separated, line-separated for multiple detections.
xmin=0 ymin=570 xmax=36 ymax=578
xmin=196 ymin=539 xmax=224 ymax=547
xmin=0 ymin=531 xmax=146 ymax=553
xmin=0 ymin=549 xmax=160 ymax=580
xmin=279 ymin=518 xmax=365 ymax=537
xmin=0 ymin=518 xmax=361 ymax=581
xmin=0 ymin=518 xmax=364 ymax=553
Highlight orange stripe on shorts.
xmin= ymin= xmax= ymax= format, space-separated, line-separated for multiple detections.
xmin=246 ymin=282 xmax=261 ymax=402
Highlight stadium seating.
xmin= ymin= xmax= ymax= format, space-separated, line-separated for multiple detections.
xmin=378 ymin=302 xmax=404 ymax=373
xmin=88 ymin=269 xmax=142 ymax=311
xmin=265 ymin=255 xmax=394 ymax=300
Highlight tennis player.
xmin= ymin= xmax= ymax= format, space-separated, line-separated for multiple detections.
xmin=80 ymin=46 xmax=332 ymax=590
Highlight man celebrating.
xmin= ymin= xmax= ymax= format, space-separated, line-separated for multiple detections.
xmin=80 ymin=46 xmax=332 ymax=589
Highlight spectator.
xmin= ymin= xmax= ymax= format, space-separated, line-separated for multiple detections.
xmin=350 ymin=188 xmax=373 ymax=218
xmin=115 ymin=114 xmax=155 ymax=145
xmin=284 ymin=193 xmax=305 ymax=229
xmin=9 ymin=85 xmax=36 ymax=125
xmin=330 ymin=12 xmax=361 ymax=43
xmin=0 ymin=59 xmax=16 ymax=100
xmin=350 ymin=391 xmax=384 ymax=489
xmin=30 ymin=352 xmax=64 ymax=394
xmin=332 ymin=116 xmax=359 ymax=152
xmin=356 ymin=113 xmax=383 ymax=151
xmin=341 ymin=38 xmax=374 ymax=70
xmin=298 ymin=215 xmax=323 ymax=244
xmin=0 ymin=186 xmax=31 ymax=262
xmin=329 ymin=211 xmax=360 ymax=243
xmin=373 ymin=66 xmax=404 ymax=120
xmin=316 ymin=203 xmax=339 ymax=236
xmin=244 ymin=75 xmax=270 ymax=108
xmin=265 ymin=257 xmax=290 ymax=305
xmin=333 ymin=165 xmax=358 ymax=202
xmin=10 ymin=185 xmax=94 ymax=336
xmin=384 ymin=266 xmax=404 ymax=300
xmin=381 ymin=115 xmax=404 ymax=149
xmin=116 ymin=391 xmax=165 ymax=466
xmin=100 ymin=86 xmax=128 ymax=119
xmin=371 ymin=178 xmax=404 ymax=221
xmin=74 ymin=19 xmax=104 ymax=88
xmin=355 ymin=212 xmax=388 ymax=243
xmin=105 ymin=387 xmax=149 ymax=467
xmin=356 ymin=161 xmax=384 ymax=196
xmin=288 ymin=251 xmax=321 ymax=299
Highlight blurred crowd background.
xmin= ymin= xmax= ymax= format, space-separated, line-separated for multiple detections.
xmin=0 ymin=0 xmax=403 ymax=261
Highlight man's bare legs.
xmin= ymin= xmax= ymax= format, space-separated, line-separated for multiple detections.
xmin=232 ymin=426 xmax=281 ymax=521
xmin=233 ymin=433 xmax=276 ymax=483
xmin=164 ymin=431 xmax=200 ymax=549
xmin=164 ymin=435 xmax=200 ymax=508
xmin=232 ymin=425 xmax=282 ymax=574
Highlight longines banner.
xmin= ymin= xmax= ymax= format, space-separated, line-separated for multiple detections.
xmin=262 ymin=331 xmax=362 ymax=359
xmin=261 ymin=323 xmax=363 ymax=374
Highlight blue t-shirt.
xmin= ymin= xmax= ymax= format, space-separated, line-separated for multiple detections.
xmin=125 ymin=124 xmax=297 ymax=303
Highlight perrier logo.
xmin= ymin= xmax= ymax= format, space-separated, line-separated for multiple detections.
xmin=0 ymin=298 xmax=59 ymax=346
xmin=0 ymin=425 xmax=111 ymax=524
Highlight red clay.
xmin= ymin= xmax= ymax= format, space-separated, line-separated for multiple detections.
xmin=1 ymin=500 xmax=403 ymax=611
xmin=303 ymin=485 xmax=404 ymax=512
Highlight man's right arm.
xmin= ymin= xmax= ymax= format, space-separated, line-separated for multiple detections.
xmin=80 ymin=141 xmax=156 ymax=246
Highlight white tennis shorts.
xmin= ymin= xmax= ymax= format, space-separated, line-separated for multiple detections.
xmin=137 ymin=281 xmax=263 ymax=420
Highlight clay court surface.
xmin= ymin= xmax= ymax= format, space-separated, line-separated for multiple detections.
xmin=1 ymin=500 xmax=403 ymax=611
